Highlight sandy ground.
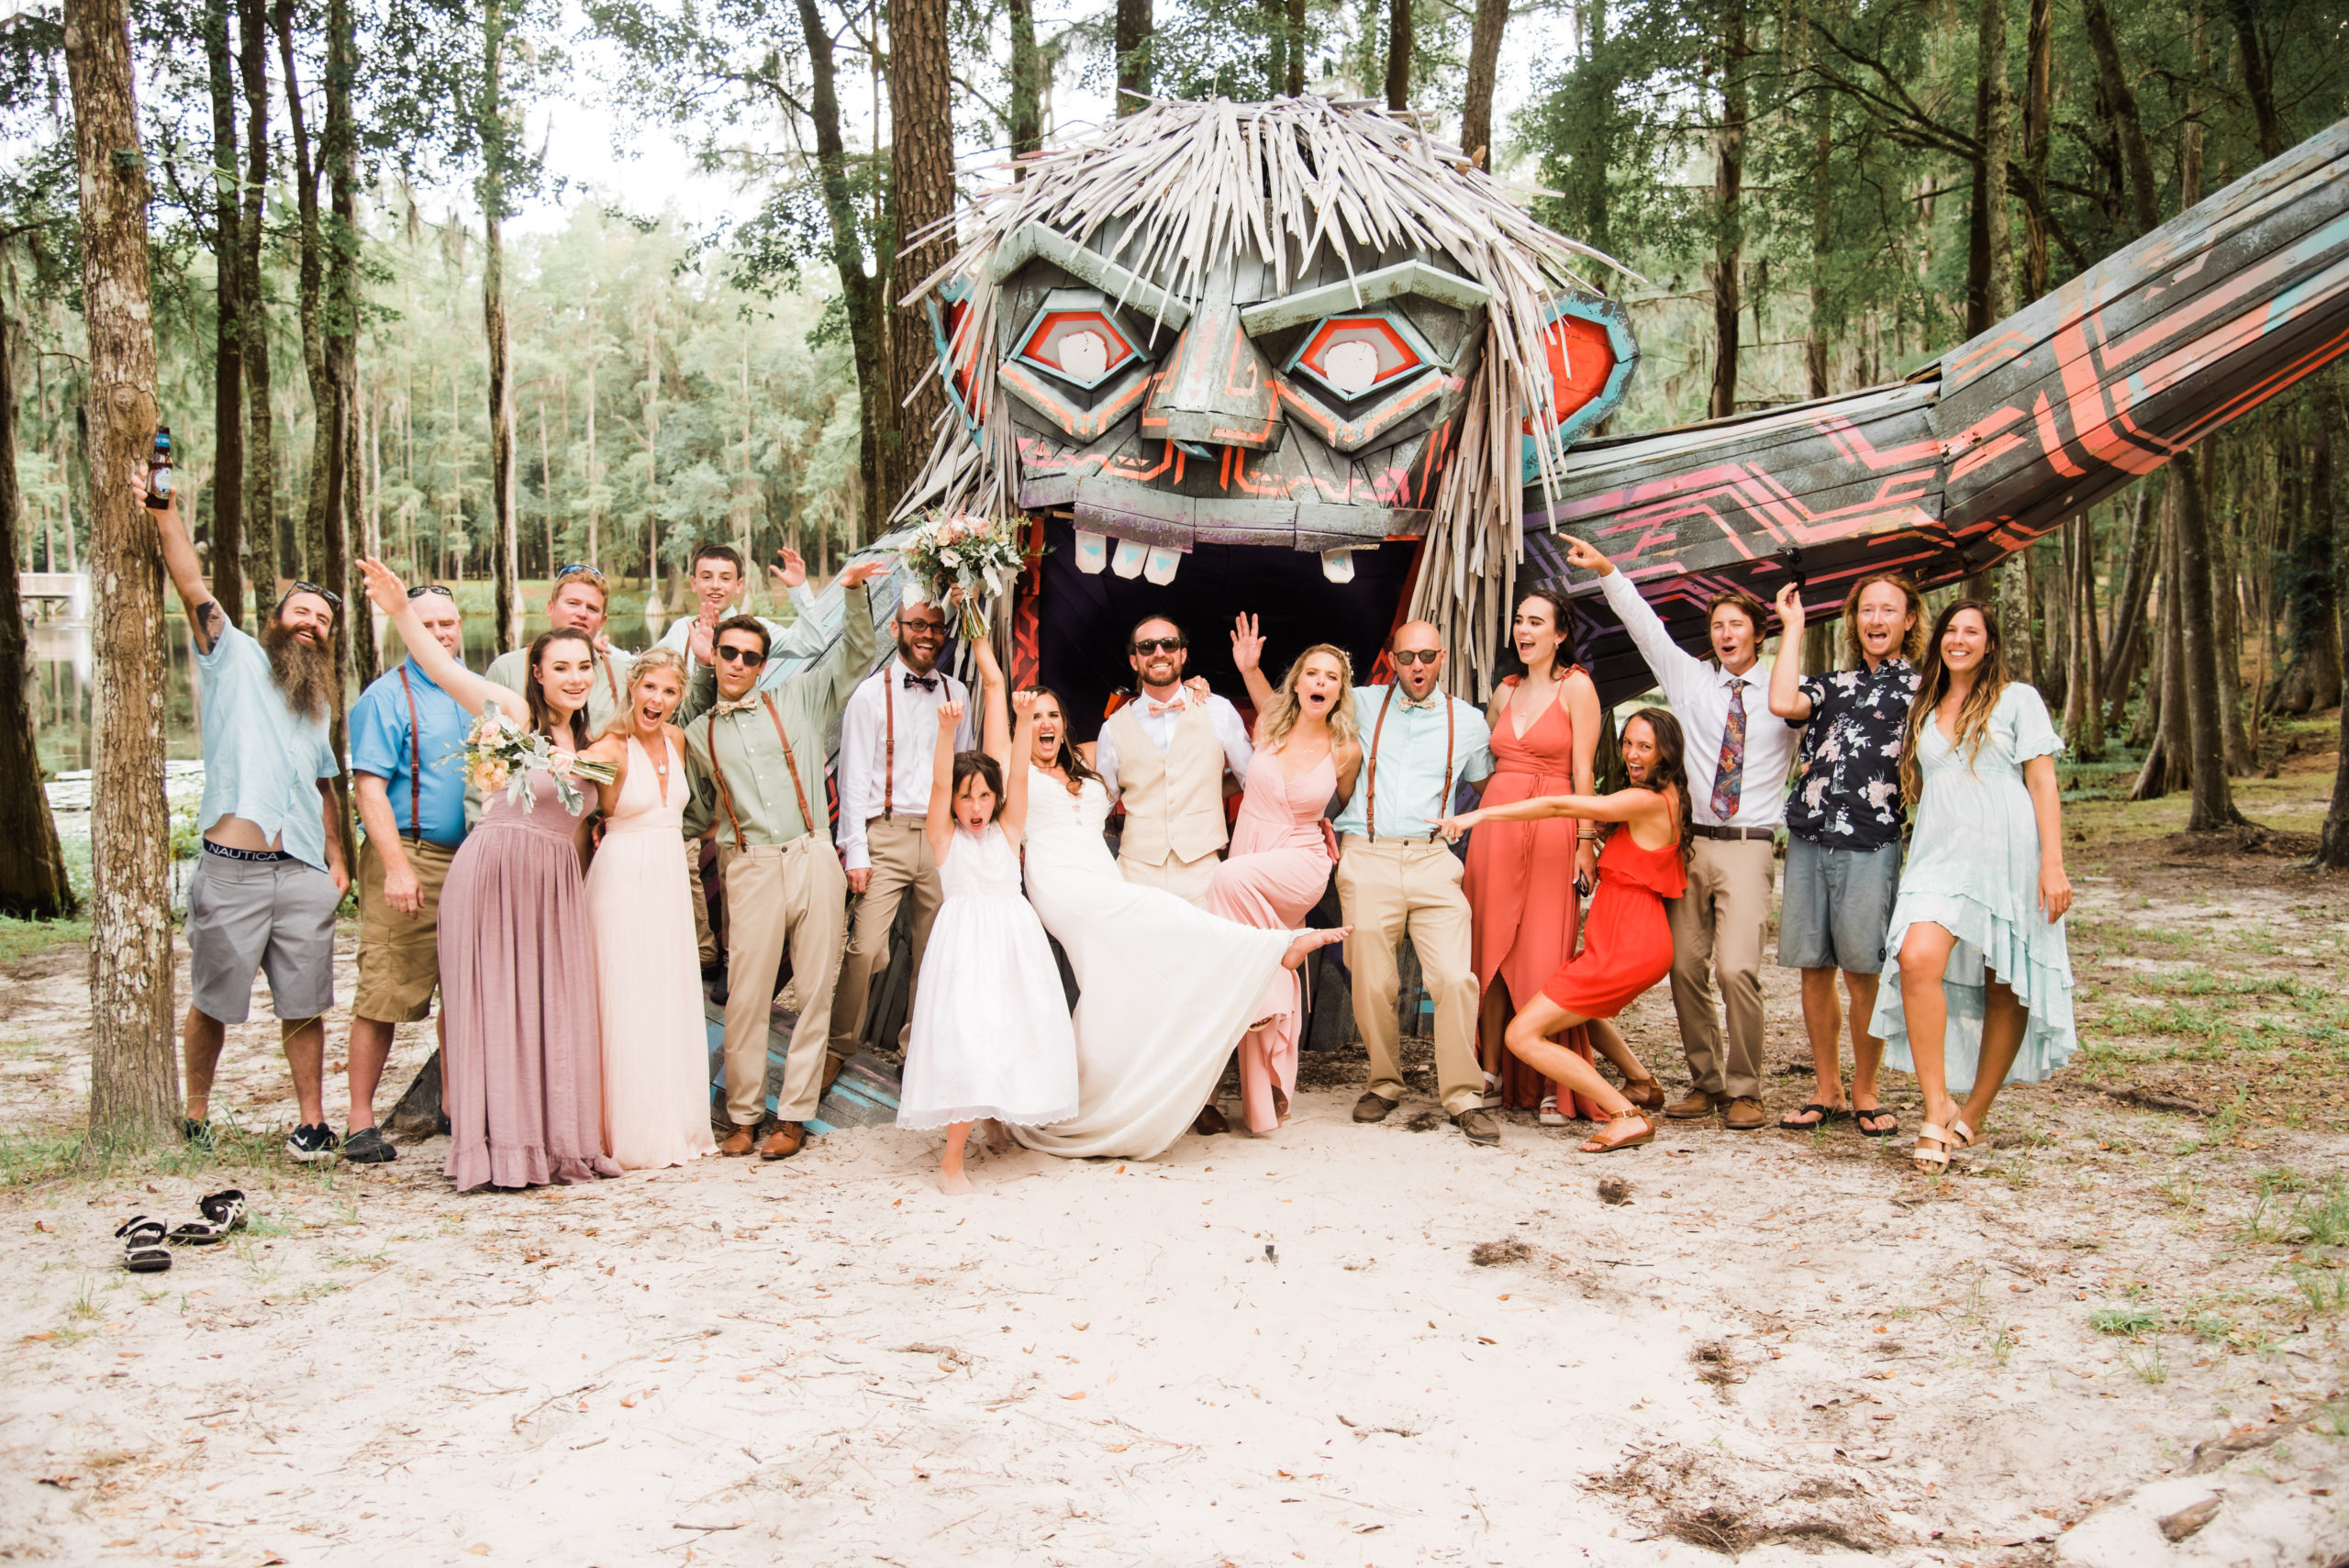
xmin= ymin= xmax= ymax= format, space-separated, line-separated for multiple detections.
xmin=6 ymin=748 xmax=2349 ymax=1565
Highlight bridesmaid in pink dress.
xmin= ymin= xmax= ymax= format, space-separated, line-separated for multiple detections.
xmin=1213 ymin=631 xmax=1361 ymax=1133
xmin=1467 ymin=589 xmax=1665 ymax=1122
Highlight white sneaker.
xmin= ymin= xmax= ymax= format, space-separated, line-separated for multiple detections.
xmin=1538 ymin=1095 xmax=1567 ymax=1127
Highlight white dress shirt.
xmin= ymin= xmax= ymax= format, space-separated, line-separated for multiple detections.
xmin=1093 ymin=687 xmax=1253 ymax=802
xmin=836 ymin=655 xmax=974 ymax=870
xmin=1599 ymin=570 xmax=1798 ymax=829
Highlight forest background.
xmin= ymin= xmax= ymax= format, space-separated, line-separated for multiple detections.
xmin=4 ymin=0 xmax=2349 ymax=1140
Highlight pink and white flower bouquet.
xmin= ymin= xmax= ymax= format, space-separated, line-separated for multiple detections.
xmin=462 ymin=699 xmax=616 ymax=814
xmin=897 ymin=511 xmax=1023 ymax=639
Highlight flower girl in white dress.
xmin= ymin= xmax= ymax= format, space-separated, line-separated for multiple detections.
xmin=896 ymin=684 xmax=1079 ymax=1194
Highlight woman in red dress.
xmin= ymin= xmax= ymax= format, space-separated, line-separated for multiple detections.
xmin=1441 ymin=708 xmax=1689 ymax=1154
xmin=1464 ymin=589 xmax=1664 ymax=1124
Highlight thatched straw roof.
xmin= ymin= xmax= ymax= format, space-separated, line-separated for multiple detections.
xmin=896 ymin=95 xmax=1633 ymax=695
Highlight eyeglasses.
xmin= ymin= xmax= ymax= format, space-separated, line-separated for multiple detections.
xmin=899 ymin=620 xmax=948 ymax=639
xmin=712 ymin=645 xmax=763 ymax=665
xmin=1390 ymin=648 xmax=1442 ymax=666
xmin=407 ymin=584 xmax=455 ymax=600
xmin=282 ymin=582 xmax=343 ymax=610
xmin=1130 ymin=638 xmax=1186 ymax=655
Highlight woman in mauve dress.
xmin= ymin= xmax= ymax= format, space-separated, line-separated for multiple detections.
xmin=359 ymin=558 xmax=620 ymax=1193
xmin=1465 ymin=589 xmax=1665 ymax=1124
xmin=1210 ymin=631 xmax=1360 ymax=1132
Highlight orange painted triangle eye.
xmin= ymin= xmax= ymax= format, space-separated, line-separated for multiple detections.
xmin=1290 ymin=315 xmax=1426 ymax=399
xmin=1019 ymin=310 xmax=1141 ymax=388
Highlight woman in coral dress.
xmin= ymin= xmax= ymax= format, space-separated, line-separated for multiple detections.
xmin=581 ymin=649 xmax=717 ymax=1172
xmin=1442 ymin=708 xmax=1689 ymax=1154
xmin=1209 ymin=636 xmax=1360 ymax=1133
xmin=1465 ymin=589 xmax=1664 ymax=1123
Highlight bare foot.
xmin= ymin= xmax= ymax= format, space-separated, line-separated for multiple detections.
xmin=1283 ymin=926 xmax=1350 ymax=970
xmin=939 ymin=1168 xmax=974 ymax=1196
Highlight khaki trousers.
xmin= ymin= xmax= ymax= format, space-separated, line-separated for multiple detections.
xmin=828 ymin=816 xmax=942 ymax=1055
xmin=718 ymin=836 xmax=848 ymax=1128
xmin=1116 ymin=850 xmax=1220 ymax=910
xmin=1665 ymin=836 xmax=1776 ymax=1102
xmin=1335 ymin=836 xmax=1482 ymax=1116
xmin=687 ymin=838 xmax=718 ymax=966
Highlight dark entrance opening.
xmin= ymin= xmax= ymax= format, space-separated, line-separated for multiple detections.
xmin=1032 ymin=518 xmax=1423 ymax=740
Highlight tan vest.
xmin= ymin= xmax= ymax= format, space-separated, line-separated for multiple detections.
xmin=1107 ymin=698 xmax=1228 ymax=866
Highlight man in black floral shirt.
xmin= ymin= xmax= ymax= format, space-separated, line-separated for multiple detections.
xmin=1766 ymin=575 xmax=1925 ymax=1136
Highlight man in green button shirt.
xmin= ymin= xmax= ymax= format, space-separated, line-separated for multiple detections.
xmin=680 ymin=561 xmax=885 ymax=1160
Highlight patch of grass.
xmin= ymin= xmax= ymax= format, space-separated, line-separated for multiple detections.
xmin=0 ymin=915 xmax=90 ymax=967
xmin=2121 ymin=1340 xmax=2169 ymax=1385
xmin=2241 ymin=1173 xmax=2349 ymax=1248
xmin=2090 ymin=1307 xmax=2160 ymax=1338
xmin=2294 ymin=1268 xmax=2349 ymax=1317
xmin=2184 ymin=1313 xmax=2241 ymax=1346
xmin=0 ymin=1129 xmax=88 ymax=1188
xmin=2157 ymin=1169 xmax=2204 ymax=1209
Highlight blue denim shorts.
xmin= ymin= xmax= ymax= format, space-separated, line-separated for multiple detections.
xmin=1776 ymin=835 xmax=1900 ymax=973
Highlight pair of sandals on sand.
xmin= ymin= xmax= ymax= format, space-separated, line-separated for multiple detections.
xmin=1777 ymin=1099 xmax=1900 ymax=1138
xmin=115 ymin=1190 xmax=249 ymax=1273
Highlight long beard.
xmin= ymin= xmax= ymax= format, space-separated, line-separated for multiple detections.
xmin=261 ymin=621 xmax=335 ymax=721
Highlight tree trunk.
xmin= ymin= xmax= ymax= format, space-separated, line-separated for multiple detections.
xmin=0 ymin=301 xmax=77 ymax=918
xmin=1707 ymin=0 xmax=1746 ymax=421
xmin=1285 ymin=0 xmax=1306 ymax=96
xmin=1804 ymin=29 xmax=1831 ymax=399
xmin=2278 ymin=398 xmax=2343 ymax=713
xmin=1008 ymin=0 xmax=1041 ymax=175
xmin=1385 ymin=0 xmax=1411 ymax=111
xmin=1114 ymin=0 xmax=1151 ymax=113
xmin=2065 ymin=509 xmax=2105 ymax=758
xmin=2168 ymin=450 xmax=2243 ymax=826
xmin=482 ymin=0 xmax=521 ymax=651
xmin=2227 ymin=0 xmax=2284 ymax=162
xmin=205 ymin=0 xmax=244 ymax=625
xmin=2019 ymin=0 xmax=2052 ymax=303
xmin=2082 ymin=0 xmax=2160 ymax=238
xmin=1459 ymin=0 xmax=1507 ymax=165
xmin=238 ymin=0 xmax=277 ymax=607
xmin=885 ymin=0 xmax=953 ymax=512
xmin=2101 ymin=482 xmax=2157 ymax=717
xmin=2317 ymin=381 xmax=2349 ymax=867
xmin=66 ymin=0 xmax=180 ymax=1145
xmin=328 ymin=0 xmax=367 ymax=690
xmin=1965 ymin=0 xmax=2012 ymax=335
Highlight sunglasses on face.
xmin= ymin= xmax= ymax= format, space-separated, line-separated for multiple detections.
xmin=282 ymin=582 xmax=343 ymax=611
xmin=713 ymin=644 xmax=763 ymax=665
xmin=1390 ymin=648 xmax=1442 ymax=666
xmin=1131 ymin=638 xmax=1186 ymax=655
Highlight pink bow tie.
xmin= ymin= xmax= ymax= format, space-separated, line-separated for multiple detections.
xmin=1145 ymin=698 xmax=1188 ymax=717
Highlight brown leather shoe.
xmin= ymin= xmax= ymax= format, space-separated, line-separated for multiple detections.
xmin=822 ymin=1053 xmax=847 ymax=1095
xmin=759 ymin=1121 xmax=807 ymax=1160
xmin=1723 ymin=1095 xmax=1767 ymax=1131
xmin=1453 ymin=1108 xmax=1501 ymax=1147
xmin=718 ymin=1124 xmax=756 ymax=1157
xmin=1193 ymin=1105 xmax=1230 ymax=1136
xmin=1621 ymin=1076 xmax=1666 ymax=1114
xmin=1664 ymin=1089 xmax=1725 ymax=1119
xmin=1353 ymin=1091 xmax=1397 ymax=1124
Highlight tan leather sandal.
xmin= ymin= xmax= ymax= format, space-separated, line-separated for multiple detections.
xmin=1581 ymin=1114 xmax=1654 ymax=1154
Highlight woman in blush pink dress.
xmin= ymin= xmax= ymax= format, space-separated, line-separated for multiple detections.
xmin=1214 ymin=626 xmax=1362 ymax=1132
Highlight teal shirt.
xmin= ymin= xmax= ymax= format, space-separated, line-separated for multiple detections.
xmin=193 ymin=623 xmax=340 ymax=872
xmin=1329 ymin=684 xmax=1494 ymax=840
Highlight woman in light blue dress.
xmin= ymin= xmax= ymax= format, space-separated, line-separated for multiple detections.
xmin=1868 ymin=599 xmax=2075 ymax=1172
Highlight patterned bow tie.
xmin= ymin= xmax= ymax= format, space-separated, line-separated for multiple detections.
xmin=1145 ymin=696 xmax=1189 ymax=717
xmin=713 ymin=695 xmax=760 ymax=717
xmin=903 ymin=671 xmax=940 ymax=693
xmin=1401 ymin=690 xmax=1445 ymax=712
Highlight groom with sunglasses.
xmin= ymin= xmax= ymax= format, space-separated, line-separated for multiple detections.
xmin=1094 ymin=616 xmax=1253 ymax=910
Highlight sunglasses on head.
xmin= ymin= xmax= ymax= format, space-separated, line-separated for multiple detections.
xmin=713 ymin=644 xmax=763 ymax=664
xmin=554 ymin=563 xmax=607 ymax=584
xmin=407 ymin=584 xmax=455 ymax=600
xmin=1390 ymin=648 xmax=1442 ymax=666
xmin=1131 ymin=637 xmax=1186 ymax=655
xmin=281 ymin=581 xmax=343 ymax=610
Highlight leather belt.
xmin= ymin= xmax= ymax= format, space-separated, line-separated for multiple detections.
xmin=1689 ymin=823 xmax=1777 ymax=842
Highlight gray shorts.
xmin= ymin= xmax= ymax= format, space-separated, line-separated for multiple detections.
xmin=1776 ymin=836 xmax=1900 ymax=973
xmin=187 ymin=849 xmax=340 ymax=1025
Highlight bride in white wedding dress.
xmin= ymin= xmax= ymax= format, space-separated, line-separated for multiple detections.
xmin=1010 ymin=688 xmax=1345 ymax=1160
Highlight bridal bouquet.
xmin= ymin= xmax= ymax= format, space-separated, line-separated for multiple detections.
xmin=898 ymin=511 xmax=1023 ymax=639
xmin=463 ymin=699 xmax=616 ymax=814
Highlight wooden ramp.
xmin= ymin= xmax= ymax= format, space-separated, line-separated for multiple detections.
xmin=700 ymin=1000 xmax=902 ymax=1134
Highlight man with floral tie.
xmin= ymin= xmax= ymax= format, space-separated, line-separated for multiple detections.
xmin=1567 ymin=538 xmax=1801 ymax=1131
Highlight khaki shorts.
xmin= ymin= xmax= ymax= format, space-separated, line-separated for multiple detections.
xmin=187 ymin=848 xmax=340 ymax=1025
xmin=354 ymin=835 xmax=457 ymax=1023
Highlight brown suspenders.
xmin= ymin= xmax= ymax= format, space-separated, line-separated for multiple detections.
xmin=1364 ymin=685 xmax=1455 ymax=844
xmin=696 ymin=695 xmax=822 ymax=855
xmin=395 ymin=665 xmax=425 ymax=842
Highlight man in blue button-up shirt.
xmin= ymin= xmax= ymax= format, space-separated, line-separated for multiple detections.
xmin=343 ymin=585 xmax=473 ymax=1162
xmin=1237 ymin=615 xmax=1497 ymax=1145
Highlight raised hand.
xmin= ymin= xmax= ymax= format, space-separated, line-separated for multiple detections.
xmin=972 ymin=633 xmax=1004 ymax=684
xmin=771 ymin=547 xmax=808 ymax=590
xmin=1773 ymin=581 xmax=1806 ymax=629
xmin=1010 ymin=688 xmax=1038 ymax=719
xmin=838 ymin=560 xmax=887 ymax=590
xmin=1230 ymin=612 xmax=1264 ymax=673
xmin=938 ymin=698 xmax=965 ymax=733
xmin=686 ymin=618 xmax=716 ymax=666
xmin=1564 ymin=538 xmax=1614 ymax=575
xmin=357 ymin=557 xmax=410 ymax=617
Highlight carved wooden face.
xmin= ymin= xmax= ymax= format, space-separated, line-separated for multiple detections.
xmin=933 ymin=226 xmax=1633 ymax=589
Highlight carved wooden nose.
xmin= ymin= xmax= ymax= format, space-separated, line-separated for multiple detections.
xmin=1141 ymin=291 xmax=1283 ymax=452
